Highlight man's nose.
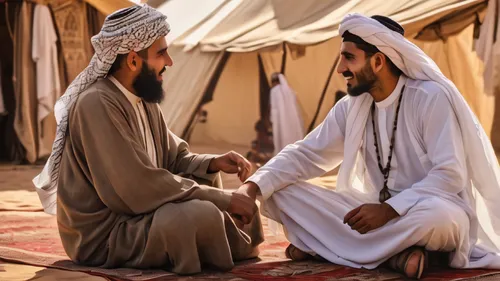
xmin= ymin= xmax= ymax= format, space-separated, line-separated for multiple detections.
xmin=165 ymin=53 xmax=173 ymax=67
xmin=337 ymin=60 xmax=347 ymax=74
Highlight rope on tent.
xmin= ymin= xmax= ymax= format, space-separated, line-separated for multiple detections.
xmin=306 ymin=53 xmax=340 ymax=133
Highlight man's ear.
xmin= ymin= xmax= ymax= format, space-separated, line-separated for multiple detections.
xmin=126 ymin=51 xmax=140 ymax=72
xmin=371 ymin=53 xmax=385 ymax=74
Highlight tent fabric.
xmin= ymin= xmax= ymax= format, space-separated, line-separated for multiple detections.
xmin=260 ymin=38 xmax=343 ymax=131
xmin=160 ymin=46 xmax=223 ymax=136
xmin=13 ymin=1 xmax=37 ymax=163
xmin=157 ymin=0 xmax=227 ymax=44
xmin=194 ymin=0 xmax=486 ymax=52
xmin=187 ymin=37 xmax=347 ymax=146
xmin=157 ymin=0 xmax=496 ymax=151
xmin=189 ymin=52 xmax=261 ymax=146
xmin=83 ymin=0 xmax=134 ymax=16
xmin=474 ymin=0 xmax=500 ymax=97
xmin=178 ymin=25 xmax=491 ymax=148
xmin=474 ymin=0 xmax=500 ymax=152
xmin=415 ymin=1 xmax=487 ymax=41
xmin=35 ymin=1 xmax=105 ymax=160
xmin=1 ymin=0 xmax=124 ymax=164
xmin=52 ymin=1 xmax=99 ymax=82
xmin=172 ymin=0 xmax=243 ymax=51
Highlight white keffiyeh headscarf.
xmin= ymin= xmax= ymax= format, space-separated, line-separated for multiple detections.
xmin=337 ymin=14 xmax=500 ymax=256
xmin=33 ymin=4 xmax=170 ymax=215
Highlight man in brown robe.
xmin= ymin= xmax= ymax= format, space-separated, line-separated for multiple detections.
xmin=35 ymin=5 xmax=264 ymax=275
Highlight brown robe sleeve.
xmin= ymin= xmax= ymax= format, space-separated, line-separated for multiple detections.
xmin=164 ymin=126 xmax=220 ymax=183
xmin=69 ymin=90 xmax=231 ymax=215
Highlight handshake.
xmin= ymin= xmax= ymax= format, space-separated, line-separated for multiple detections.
xmin=228 ymin=182 xmax=260 ymax=229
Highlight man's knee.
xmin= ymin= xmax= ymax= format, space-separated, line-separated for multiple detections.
xmin=157 ymin=200 xmax=223 ymax=232
xmin=189 ymin=200 xmax=224 ymax=229
xmin=412 ymin=197 xmax=466 ymax=233
xmin=152 ymin=200 xmax=227 ymax=273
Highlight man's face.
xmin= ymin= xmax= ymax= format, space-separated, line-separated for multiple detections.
xmin=132 ymin=37 xmax=173 ymax=103
xmin=337 ymin=42 xmax=377 ymax=97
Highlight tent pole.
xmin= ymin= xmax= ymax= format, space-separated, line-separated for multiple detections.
xmin=306 ymin=53 xmax=340 ymax=133
xmin=181 ymin=51 xmax=231 ymax=141
xmin=280 ymin=42 xmax=287 ymax=74
xmin=258 ymin=54 xmax=271 ymax=121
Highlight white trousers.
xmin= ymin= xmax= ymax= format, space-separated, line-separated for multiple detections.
xmin=260 ymin=181 xmax=472 ymax=269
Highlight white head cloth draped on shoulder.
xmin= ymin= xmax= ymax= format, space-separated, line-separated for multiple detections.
xmin=337 ymin=14 xmax=500 ymax=255
xmin=33 ymin=4 xmax=170 ymax=215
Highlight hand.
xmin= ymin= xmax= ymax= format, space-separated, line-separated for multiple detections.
xmin=231 ymin=214 xmax=245 ymax=229
xmin=208 ymin=151 xmax=252 ymax=182
xmin=227 ymin=192 xmax=257 ymax=225
xmin=343 ymin=203 xmax=399 ymax=234
xmin=235 ymin=182 xmax=260 ymax=202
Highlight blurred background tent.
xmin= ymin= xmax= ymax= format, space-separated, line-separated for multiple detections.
xmin=158 ymin=0 xmax=500 ymax=156
xmin=0 ymin=0 xmax=134 ymax=164
xmin=1 ymin=0 xmax=498 ymax=165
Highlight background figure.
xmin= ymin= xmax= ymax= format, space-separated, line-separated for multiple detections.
xmin=269 ymin=72 xmax=304 ymax=156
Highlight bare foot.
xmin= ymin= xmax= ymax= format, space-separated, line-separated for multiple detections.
xmin=285 ymin=244 xmax=312 ymax=261
xmin=404 ymin=250 xmax=425 ymax=278
xmin=387 ymin=247 xmax=427 ymax=279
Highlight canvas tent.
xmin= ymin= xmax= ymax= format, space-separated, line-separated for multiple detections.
xmin=159 ymin=0 xmax=500 ymax=153
xmin=0 ymin=0 xmax=135 ymax=163
xmin=84 ymin=0 xmax=135 ymax=15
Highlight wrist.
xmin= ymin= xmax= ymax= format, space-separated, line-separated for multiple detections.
xmin=244 ymin=182 xmax=260 ymax=198
xmin=207 ymin=157 xmax=220 ymax=173
xmin=382 ymin=202 xmax=399 ymax=219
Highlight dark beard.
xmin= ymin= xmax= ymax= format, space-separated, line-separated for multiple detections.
xmin=132 ymin=63 xmax=165 ymax=103
xmin=345 ymin=62 xmax=377 ymax=97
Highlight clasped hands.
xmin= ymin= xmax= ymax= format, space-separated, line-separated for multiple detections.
xmin=208 ymin=152 xmax=258 ymax=228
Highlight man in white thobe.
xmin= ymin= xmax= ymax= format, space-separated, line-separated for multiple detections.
xmin=236 ymin=14 xmax=500 ymax=279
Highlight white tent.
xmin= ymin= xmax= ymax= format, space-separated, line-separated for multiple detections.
xmin=156 ymin=0 xmax=227 ymax=43
xmin=158 ymin=0 xmax=499 ymax=151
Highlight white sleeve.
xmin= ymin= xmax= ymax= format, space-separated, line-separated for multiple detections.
xmin=385 ymin=92 xmax=467 ymax=216
xmin=247 ymin=99 xmax=348 ymax=200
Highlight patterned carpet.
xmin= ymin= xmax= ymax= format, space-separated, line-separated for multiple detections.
xmin=1 ymin=162 xmax=500 ymax=280
xmin=1 ymin=210 xmax=500 ymax=281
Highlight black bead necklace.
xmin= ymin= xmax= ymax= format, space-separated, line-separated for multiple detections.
xmin=371 ymin=85 xmax=405 ymax=203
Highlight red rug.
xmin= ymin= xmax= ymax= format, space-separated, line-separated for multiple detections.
xmin=1 ymin=211 xmax=499 ymax=281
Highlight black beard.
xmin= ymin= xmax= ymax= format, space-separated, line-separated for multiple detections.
xmin=345 ymin=63 xmax=377 ymax=97
xmin=132 ymin=63 xmax=165 ymax=103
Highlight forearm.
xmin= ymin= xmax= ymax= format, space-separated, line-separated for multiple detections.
xmin=385 ymin=173 xmax=464 ymax=216
xmin=179 ymin=184 xmax=232 ymax=211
